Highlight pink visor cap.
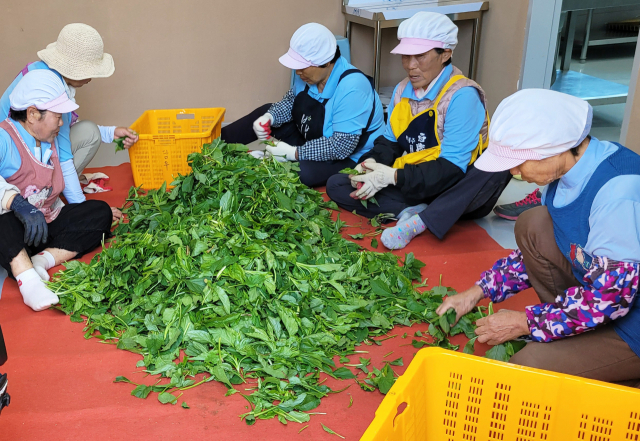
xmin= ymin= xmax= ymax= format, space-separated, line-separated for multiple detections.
xmin=474 ymin=143 xmax=545 ymax=173
xmin=279 ymin=48 xmax=317 ymax=70
xmin=38 ymin=92 xmax=78 ymax=114
xmin=391 ymin=38 xmax=444 ymax=55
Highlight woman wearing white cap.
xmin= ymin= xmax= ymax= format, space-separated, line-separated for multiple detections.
xmin=326 ymin=12 xmax=511 ymax=248
xmin=221 ymin=23 xmax=385 ymax=187
xmin=0 ymin=23 xmax=139 ymax=183
xmin=437 ymin=89 xmax=640 ymax=384
xmin=0 ymin=70 xmax=114 ymax=312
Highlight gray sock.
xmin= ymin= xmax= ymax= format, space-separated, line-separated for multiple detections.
xmin=397 ymin=203 xmax=428 ymax=224
xmin=381 ymin=214 xmax=427 ymax=250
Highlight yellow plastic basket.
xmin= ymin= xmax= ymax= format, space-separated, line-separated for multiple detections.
xmin=362 ymin=348 xmax=640 ymax=441
xmin=128 ymin=108 xmax=225 ymax=189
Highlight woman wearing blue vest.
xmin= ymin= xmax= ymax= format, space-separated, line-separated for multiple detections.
xmin=220 ymin=23 xmax=385 ymax=188
xmin=438 ymin=89 xmax=640 ymax=385
xmin=326 ymin=12 xmax=512 ymax=247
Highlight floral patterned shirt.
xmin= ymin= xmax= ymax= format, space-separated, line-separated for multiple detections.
xmin=476 ymin=249 xmax=640 ymax=342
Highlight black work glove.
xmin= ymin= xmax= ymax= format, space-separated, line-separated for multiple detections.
xmin=0 ymin=373 xmax=9 ymax=415
xmin=10 ymin=195 xmax=48 ymax=247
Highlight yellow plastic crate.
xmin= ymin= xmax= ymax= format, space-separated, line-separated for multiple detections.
xmin=128 ymin=108 xmax=225 ymax=189
xmin=362 ymin=348 xmax=640 ymax=441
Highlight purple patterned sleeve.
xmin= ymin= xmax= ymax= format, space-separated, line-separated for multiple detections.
xmin=475 ymin=248 xmax=531 ymax=303
xmin=526 ymin=257 xmax=640 ymax=342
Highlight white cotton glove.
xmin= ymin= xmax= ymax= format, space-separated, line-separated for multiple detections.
xmin=253 ymin=113 xmax=275 ymax=141
xmin=265 ymin=141 xmax=297 ymax=162
xmin=351 ymin=158 xmax=377 ymax=188
xmin=350 ymin=162 xmax=397 ymax=199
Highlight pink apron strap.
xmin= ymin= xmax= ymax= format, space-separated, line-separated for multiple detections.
xmin=18 ymin=62 xmax=34 ymax=78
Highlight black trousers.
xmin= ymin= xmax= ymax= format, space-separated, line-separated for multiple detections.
xmin=326 ymin=165 xmax=512 ymax=239
xmin=0 ymin=200 xmax=113 ymax=276
xmin=221 ymin=104 xmax=356 ymax=187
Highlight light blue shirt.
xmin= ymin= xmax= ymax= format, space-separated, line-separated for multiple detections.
xmin=383 ymin=64 xmax=485 ymax=172
xmin=0 ymin=119 xmax=57 ymax=178
xmin=542 ymin=137 xmax=640 ymax=262
xmin=292 ymin=57 xmax=385 ymax=162
xmin=0 ymin=61 xmax=74 ymax=164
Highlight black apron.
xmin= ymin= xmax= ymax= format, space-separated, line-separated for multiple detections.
xmin=396 ymin=109 xmax=439 ymax=154
xmin=289 ymin=69 xmax=377 ymax=155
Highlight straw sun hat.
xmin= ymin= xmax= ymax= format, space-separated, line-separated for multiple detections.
xmin=37 ymin=23 xmax=115 ymax=81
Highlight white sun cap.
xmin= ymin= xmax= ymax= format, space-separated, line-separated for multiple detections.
xmin=391 ymin=12 xmax=458 ymax=55
xmin=10 ymin=69 xmax=79 ymax=114
xmin=279 ymin=23 xmax=337 ymax=70
xmin=475 ymin=89 xmax=593 ymax=173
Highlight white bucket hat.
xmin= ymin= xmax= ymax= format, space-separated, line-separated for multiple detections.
xmin=37 ymin=23 xmax=115 ymax=81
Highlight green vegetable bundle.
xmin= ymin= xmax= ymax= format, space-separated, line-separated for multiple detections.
xmin=49 ymin=139 xmax=520 ymax=425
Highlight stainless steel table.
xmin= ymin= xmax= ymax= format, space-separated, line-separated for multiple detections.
xmin=342 ymin=0 xmax=489 ymax=91
xmin=559 ymin=0 xmax=639 ymax=71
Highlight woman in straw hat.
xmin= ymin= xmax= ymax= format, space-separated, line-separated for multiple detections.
xmin=0 ymin=24 xmax=138 ymax=196
xmin=436 ymin=89 xmax=640 ymax=386
xmin=0 ymin=70 xmax=114 ymax=312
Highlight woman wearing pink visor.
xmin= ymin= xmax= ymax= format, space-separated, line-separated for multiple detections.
xmin=221 ymin=23 xmax=385 ymax=187
xmin=0 ymin=70 xmax=113 ymax=312
xmin=437 ymin=89 xmax=640 ymax=386
xmin=326 ymin=12 xmax=511 ymax=249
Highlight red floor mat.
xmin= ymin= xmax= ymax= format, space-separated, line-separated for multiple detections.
xmin=0 ymin=164 xmax=539 ymax=440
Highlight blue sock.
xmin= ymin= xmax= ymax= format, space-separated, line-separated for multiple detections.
xmin=381 ymin=214 xmax=427 ymax=250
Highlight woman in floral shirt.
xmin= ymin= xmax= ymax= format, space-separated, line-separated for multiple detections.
xmin=438 ymin=89 xmax=640 ymax=386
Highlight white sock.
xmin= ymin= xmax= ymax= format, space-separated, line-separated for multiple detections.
xmin=31 ymin=251 xmax=55 ymax=282
xmin=16 ymin=268 xmax=59 ymax=312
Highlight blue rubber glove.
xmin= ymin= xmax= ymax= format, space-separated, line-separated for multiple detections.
xmin=10 ymin=195 xmax=48 ymax=247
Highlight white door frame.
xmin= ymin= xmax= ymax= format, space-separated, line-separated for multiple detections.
xmin=519 ymin=0 xmax=563 ymax=90
xmin=620 ymin=38 xmax=640 ymax=146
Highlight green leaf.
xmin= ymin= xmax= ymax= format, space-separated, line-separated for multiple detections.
xmin=371 ymin=238 xmax=378 ymax=249
xmin=388 ymin=357 xmax=403 ymax=366
xmin=211 ymin=365 xmax=233 ymax=388
xmin=181 ymin=402 xmax=190 ymax=409
xmin=114 ymin=376 xmax=133 ymax=384
xmin=339 ymin=168 xmax=362 ymax=175
xmin=131 ymin=384 xmax=152 ymax=399
xmin=114 ymin=137 xmax=126 ymax=152
xmin=463 ymin=337 xmax=477 ymax=355
xmin=321 ymin=423 xmax=345 ymax=439
xmin=332 ymin=367 xmax=356 ymax=379
xmin=348 ymin=233 xmax=364 ymax=240
xmin=158 ymin=392 xmax=178 ymax=405
xmin=485 ymin=344 xmax=509 ymax=362
xmin=439 ymin=313 xmax=451 ymax=335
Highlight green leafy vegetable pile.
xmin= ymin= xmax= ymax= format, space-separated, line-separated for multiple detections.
xmin=50 ymin=139 xmax=522 ymax=425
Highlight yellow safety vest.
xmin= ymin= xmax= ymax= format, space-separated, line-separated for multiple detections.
xmin=389 ymin=75 xmax=489 ymax=169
